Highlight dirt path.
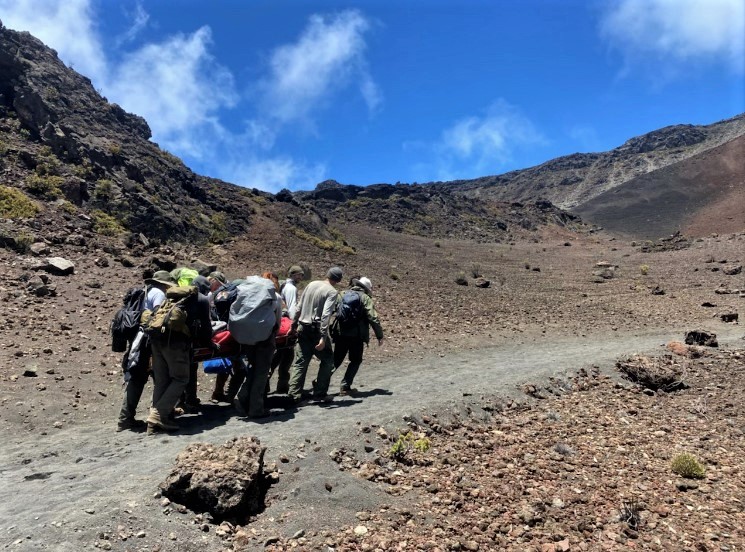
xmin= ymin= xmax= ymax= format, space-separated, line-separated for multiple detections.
xmin=1 ymin=326 xmax=741 ymax=551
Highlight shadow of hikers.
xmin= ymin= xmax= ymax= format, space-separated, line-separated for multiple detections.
xmin=175 ymin=403 xmax=236 ymax=435
xmin=350 ymin=388 xmax=392 ymax=398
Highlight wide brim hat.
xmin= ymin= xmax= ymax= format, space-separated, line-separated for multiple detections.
xmin=358 ymin=276 xmax=372 ymax=294
xmin=145 ymin=270 xmax=176 ymax=287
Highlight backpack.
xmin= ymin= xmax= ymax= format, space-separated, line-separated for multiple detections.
xmin=213 ymin=282 xmax=241 ymax=322
xmin=336 ymin=290 xmax=364 ymax=328
xmin=228 ymin=276 xmax=278 ymax=345
xmin=170 ymin=267 xmax=199 ymax=287
xmin=111 ymin=286 xmax=147 ymax=352
xmin=142 ymin=286 xmax=197 ymax=338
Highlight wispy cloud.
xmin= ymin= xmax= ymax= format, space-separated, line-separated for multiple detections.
xmin=600 ymin=0 xmax=745 ymax=74
xmin=218 ymin=156 xmax=327 ymax=193
xmin=0 ymin=2 xmax=371 ymax=192
xmin=0 ymin=0 xmax=107 ymax=84
xmin=116 ymin=1 xmax=149 ymax=46
xmin=260 ymin=10 xmax=380 ymax=125
xmin=426 ymin=100 xmax=546 ymax=181
xmin=107 ymin=26 xmax=238 ymax=159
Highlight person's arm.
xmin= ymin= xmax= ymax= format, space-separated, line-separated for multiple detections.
xmin=363 ymin=294 xmax=384 ymax=344
xmin=284 ymin=285 xmax=298 ymax=320
xmin=316 ymin=290 xmax=338 ymax=349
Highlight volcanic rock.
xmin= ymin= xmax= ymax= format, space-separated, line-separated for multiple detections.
xmin=160 ymin=436 xmax=266 ymax=522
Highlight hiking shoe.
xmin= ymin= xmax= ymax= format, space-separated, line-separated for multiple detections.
xmin=116 ymin=419 xmax=146 ymax=432
xmin=211 ymin=391 xmax=228 ymax=403
xmin=146 ymin=409 xmax=179 ymax=433
xmin=313 ymin=394 xmax=334 ymax=404
xmin=233 ymin=398 xmax=248 ymax=417
xmin=182 ymin=402 xmax=201 ymax=414
xmin=275 ymin=384 xmax=290 ymax=395
xmin=339 ymin=388 xmax=358 ymax=397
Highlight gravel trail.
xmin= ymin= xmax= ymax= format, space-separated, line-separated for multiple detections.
xmin=1 ymin=326 xmax=741 ymax=550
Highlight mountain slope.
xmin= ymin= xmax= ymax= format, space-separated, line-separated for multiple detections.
xmin=573 ymin=134 xmax=745 ymax=239
xmin=442 ymin=114 xmax=745 ymax=210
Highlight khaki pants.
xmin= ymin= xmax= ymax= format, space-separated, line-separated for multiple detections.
xmin=235 ymin=336 xmax=276 ymax=417
xmin=288 ymin=325 xmax=334 ymax=401
xmin=151 ymin=338 xmax=191 ymax=417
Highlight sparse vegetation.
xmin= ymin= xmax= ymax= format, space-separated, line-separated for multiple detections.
xmin=640 ymin=264 xmax=650 ymax=275
xmin=389 ymin=272 xmax=400 ymax=281
xmin=107 ymin=143 xmax=122 ymax=155
xmin=91 ymin=209 xmax=126 ymax=236
xmin=454 ymin=271 xmax=468 ymax=285
xmin=0 ymin=186 xmax=40 ymax=218
xmin=470 ymin=263 xmax=483 ymax=278
xmin=210 ymin=212 xmax=229 ymax=243
xmin=291 ymin=228 xmax=355 ymax=255
xmin=92 ymin=179 xmax=114 ymax=203
xmin=388 ymin=431 xmax=431 ymax=461
xmin=25 ymin=174 xmax=63 ymax=199
xmin=671 ymin=453 xmax=705 ymax=479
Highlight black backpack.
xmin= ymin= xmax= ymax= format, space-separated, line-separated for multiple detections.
xmin=213 ymin=282 xmax=240 ymax=323
xmin=111 ymin=286 xmax=147 ymax=352
xmin=335 ymin=290 xmax=364 ymax=328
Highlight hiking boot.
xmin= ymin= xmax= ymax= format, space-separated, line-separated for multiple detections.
xmin=275 ymin=384 xmax=290 ymax=395
xmin=146 ymin=408 xmax=179 ymax=434
xmin=116 ymin=418 xmax=147 ymax=432
xmin=313 ymin=394 xmax=334 ymax=404
xmin=339 ymin=387 xmax=358 ymax=397
xmin=211 ymin=391 xmax=228 ymax=403
xmin=182 ymin=402 xmax=201 ymax=414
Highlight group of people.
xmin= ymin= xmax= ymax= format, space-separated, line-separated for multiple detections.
xmin=116 ymin=265 xmax=384 ymax=434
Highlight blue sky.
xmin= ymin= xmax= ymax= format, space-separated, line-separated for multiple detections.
xmin=1 ymin=0 xmax=743 ymax=192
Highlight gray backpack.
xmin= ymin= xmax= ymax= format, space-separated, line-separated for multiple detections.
xmin=228 ymin=276 xmax=278 ymax=345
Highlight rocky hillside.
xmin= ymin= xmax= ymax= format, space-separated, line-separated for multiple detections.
xmin=295 ymin=180 xmax=585 ymax=244
xmin=445 ymin=114 xmax=745 ymax=210
xmin=574 ymin=134 xmax=745 ymax=239
xmin=0 ymin=21 xmax=359 ymax=262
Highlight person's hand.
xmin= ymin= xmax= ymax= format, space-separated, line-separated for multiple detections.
xmin=211 ymin=342 xmax=221 ymax=353
xmin=315 ymin=337 xmax=325 ymax=351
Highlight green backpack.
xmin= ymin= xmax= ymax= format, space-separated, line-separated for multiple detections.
xmin=170 ymin=267 xmax=200 ymax=287
xmin=142 ymin=286 xmax=197 ymax=337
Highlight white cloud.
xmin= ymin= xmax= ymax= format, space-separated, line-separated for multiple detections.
xmin=218 ymin=157 xmax=327 ymax=193
xmin=601 ymin=0 xmax=745 ymax=72
xmin=116 ymin=1 xmax=149 ymax=46
xmin=0 ymin=2 xmax=360 ymax=192
xmin=261 ymin=10 xmax=380 ymax=124
xmin=432 ymin=100 xmax=545 ymax=179
xmin=107 ymin=26 xmax=238 ymax=159
xmin=0 ymin=0 xmax=107 ymax=83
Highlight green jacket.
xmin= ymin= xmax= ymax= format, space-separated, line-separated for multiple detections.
xmin=332 ymin=286 xmax=383 ymax=344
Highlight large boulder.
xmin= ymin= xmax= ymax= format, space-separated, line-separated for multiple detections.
xmin=43 ymin=257 xmax=75 ymax=275
xmin=160 ymin=436 xmax=267 ymax=522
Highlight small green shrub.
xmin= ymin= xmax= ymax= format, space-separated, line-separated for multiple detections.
xmin=25 ymin=174 xmax=63 ymax=199
xmin=454 ymin=271 xmax=468 ymax=286
xmin=671 ymin=453 xmax=705 ymax=479
xmin=291 ymin=228 xmax=355 ymax=255
xmin=434 ymin=241 xmax=441 ymax=248
xmin=93 ymin=179 xmax=114 ymax=203
xmin=640 ymin=264 xmax=650 ymax=275
xmin=59 ymin=201 xmax=78 ymax=215
xmin=470 ymin=263 xmax=483 ymax=278
xmin=389 ymin=272 xmax=400 ymax=281
xmin=388 ymin=431 xmax=431 ymax=461
xmin=210 ymin=212 xmax=228 ymax=243
xmin=108 ymin=143 xmax=122 ymax=155
xmin=0 ymin=186 xmax=40 ymax=218
xmin=91 ymin=210 xmax=125 ymax=236
xmin=413 ymin=436 xmax=431 ymax=453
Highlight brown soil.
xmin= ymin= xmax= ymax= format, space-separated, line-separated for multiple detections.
xmin=1 ymin=225 xmax=744 ymax=551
